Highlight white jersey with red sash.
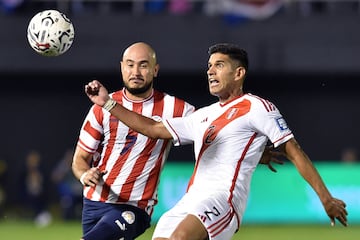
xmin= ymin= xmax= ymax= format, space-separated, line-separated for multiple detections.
xmin=163 ymin=93 xmax=293 ymax=227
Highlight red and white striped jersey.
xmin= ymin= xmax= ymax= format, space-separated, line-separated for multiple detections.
xmin=77 ymin=88 xmax=195 ymax=216
xmin=163 ymin=93 xmax=293 ymax=223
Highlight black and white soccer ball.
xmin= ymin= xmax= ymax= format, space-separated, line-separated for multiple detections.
xmin=27 ymin=9 xmax=75 ymax=57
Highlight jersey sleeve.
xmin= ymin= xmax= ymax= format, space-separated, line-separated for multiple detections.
xmin=161 ymin=98 xmax=195 ymax=145
xmin=250 ymin=99 xmax=294 ymax=148
xmin=163 ymin=111 xmax=197 ymax=146
xmin=77 ymin=104 xmax=105 ymax=153
xmin=182 ymin=101 xmax=196 ymax=117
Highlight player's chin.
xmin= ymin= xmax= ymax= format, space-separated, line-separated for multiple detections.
xmin=129 ymin=83 xmax=145 ymax=89
xmin=208 ymin=88 xmax=220 ymax=97
xmin=125 ymin=85 xmax=150 ymax=95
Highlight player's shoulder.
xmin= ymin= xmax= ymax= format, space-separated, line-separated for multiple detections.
xmin=244 ymin=92 xmax=268 ymax=102
xmin=156 ymin=89 xmax=179 ymax=99
xmin=157 ymin=90 xmax=194 ymax=105
xmin=244 ymin=93 xmax=277 ymax=112
xmin=110 ymin=90 xmax=123 ymax=101
xmin=193 ymin=101 xmax=217 ymax=114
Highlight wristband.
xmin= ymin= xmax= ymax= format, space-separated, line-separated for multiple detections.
xmin=79 ymin=171 xmax=87 ymax=186
xmin=103 ymin=98 xmax=117 ymax=112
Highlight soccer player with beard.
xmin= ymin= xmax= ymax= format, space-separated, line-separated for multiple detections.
xmin=71 ymin=42 xmax=195 ymax=240
xmin=73 ymin=42 xmax=285 ymax=240
xmin=84 ymin=43 xmax=348 ymax=240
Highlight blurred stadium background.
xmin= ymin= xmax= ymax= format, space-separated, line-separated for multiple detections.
xmin=0 ymin=0 xmax=359 ymax=238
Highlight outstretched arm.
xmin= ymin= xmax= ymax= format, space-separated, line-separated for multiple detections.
xmin=85 ymin=80 xmax=173 ymax=140
xmin=279 ymin=138 xmax=348 ymax=227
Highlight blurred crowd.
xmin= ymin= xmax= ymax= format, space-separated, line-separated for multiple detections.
xmin=1 ymin=0 xmax=360 ymax=20
xmin=0 ymin=149 xmax=82 ymax=225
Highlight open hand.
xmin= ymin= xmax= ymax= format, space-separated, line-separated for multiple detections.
xmin=324 ymin=198 xmax=348 ymax=227
xmin=81 ymin=167 xmax=108 ymax=187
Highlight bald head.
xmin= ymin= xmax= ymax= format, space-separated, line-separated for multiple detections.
xmin=122 ymin=42 xmax=157 ymax=65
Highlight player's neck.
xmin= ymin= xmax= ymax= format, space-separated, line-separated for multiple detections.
xmin=218 ymin=89 xmax=244 ymax=104
xmin=124 ymin=88 xmax=154 ymax=102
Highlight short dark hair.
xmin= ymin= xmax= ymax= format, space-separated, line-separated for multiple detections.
xmin=208 ymin=43 xmax=249 ymax=71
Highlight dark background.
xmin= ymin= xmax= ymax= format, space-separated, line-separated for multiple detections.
xmin=0 ymin=1 xmax=359 ymax=209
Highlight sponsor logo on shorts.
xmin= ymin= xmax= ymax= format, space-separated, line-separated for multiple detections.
xmin=115 ymin=220 xmax=126 ymax=231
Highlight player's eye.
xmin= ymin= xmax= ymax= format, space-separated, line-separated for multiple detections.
xmin=215 ymin=63 xmax=224 ymax=68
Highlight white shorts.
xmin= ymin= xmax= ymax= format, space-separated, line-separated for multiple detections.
xmin=152 ymin=191 xmax=239 ymax=240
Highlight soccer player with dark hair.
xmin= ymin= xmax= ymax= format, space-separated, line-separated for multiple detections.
xmin=84 ymin=43 xmax=348 ymax=240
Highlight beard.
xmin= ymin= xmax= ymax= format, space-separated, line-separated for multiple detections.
xmin=123 ymin=80 xmax=153 ymax=95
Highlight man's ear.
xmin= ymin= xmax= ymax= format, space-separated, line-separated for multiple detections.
xmin=154 ymin=64 xmax=160 ymax=77
xmin=235 ymin=66 xmax=246 ymax=82
xmin=238 ymin=67 xmax=246 ymax=78
xmin=120 ymin=61 xmax=123 ymax=71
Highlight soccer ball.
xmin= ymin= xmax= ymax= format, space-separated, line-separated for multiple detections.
xmin=27 ymin=10 xmax=75 ymax=57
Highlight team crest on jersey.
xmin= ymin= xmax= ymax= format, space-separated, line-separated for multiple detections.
xmin=276 ymin=117 xmax=288 ymax=130
xmin=204 ymin=125 xmax=216 ymax=144
xmin=226 ymin=108 xmax=238 ymax=119
xmin=122 ymin=211 xmax=135 ymax=224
